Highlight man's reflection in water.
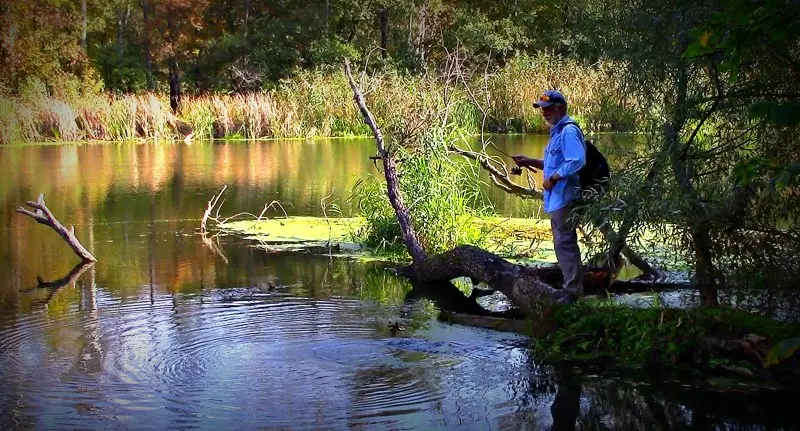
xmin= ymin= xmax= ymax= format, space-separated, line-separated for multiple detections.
xmin=550 ymin=373 xmax=581 ymax=431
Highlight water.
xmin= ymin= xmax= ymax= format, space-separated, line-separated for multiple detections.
xmin=0 ymin=138 xmax=797 ymax=430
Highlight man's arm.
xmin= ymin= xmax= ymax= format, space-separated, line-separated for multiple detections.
xmin=511 ymin=155 xmax=544 ymax=170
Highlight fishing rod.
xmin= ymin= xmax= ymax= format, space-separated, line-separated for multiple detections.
xmin=487 ymin=141 xmax=513 ymax=158
xmin=485 ymin=142 xmax=533 ymax=175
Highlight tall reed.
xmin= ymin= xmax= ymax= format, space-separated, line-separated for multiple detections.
xmin=0 ymin=54 xmax=638 ymax=144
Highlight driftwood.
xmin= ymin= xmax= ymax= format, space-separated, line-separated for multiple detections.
xmin=17 ymin=193 xmax=97 ymax=262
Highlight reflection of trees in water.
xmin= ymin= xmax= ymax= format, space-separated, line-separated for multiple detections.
xmin=541 ymin=374 xmax=799 ymax=430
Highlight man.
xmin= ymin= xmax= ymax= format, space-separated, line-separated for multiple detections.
xmin=512 ymin=90 xmax=586 ymax=303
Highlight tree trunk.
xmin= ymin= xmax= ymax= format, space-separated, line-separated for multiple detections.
xmin=243 ymin=0 xmax=250 ymax=36
xmin=666 ymin=53 xmax=720 ymax=305
xmin=406 ymin=245 xmax=560 ymax=314
xmin=323 ymin=0 xmax=329 ymax=36
xmin=81 ymin=0 xmax=88 ymax=53
xmin=693 ymin=229 xmax=720 ymax=305
xmin=166 ymin=5 xmax=181 ymax=114
xmin=414 ymin=4 xmax=427 ymax=66
xmin=344 ymin=59 xmax=426 ymax=265
xmin=169 ymin=61 xmax=181 ymax=115
xmin=115 ymin=7 xmax=124 ymax=54
xmin=140 ymin=0 xmax=155 ymax=91
xmin=379 ymin=8 xmax=388 ymax=60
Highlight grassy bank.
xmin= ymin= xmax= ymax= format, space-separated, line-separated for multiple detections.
xmin=532 ymin=301 xmax=800 ymax=387
xmin=0 ymin=54 xmax=638 ymax=144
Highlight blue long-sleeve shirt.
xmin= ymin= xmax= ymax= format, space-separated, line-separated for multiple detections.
xmin=543 ymin=115 xmax=586 ymax=213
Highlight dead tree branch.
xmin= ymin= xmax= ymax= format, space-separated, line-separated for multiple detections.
xmin=450 ymin=145 xmax=541 ymax=198
xmin=345 ymin=58 xmax=427 ymax=265
xmin=17 ymin=193 xmax=97 ymax=262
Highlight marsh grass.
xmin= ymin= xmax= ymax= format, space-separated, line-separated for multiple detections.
xmin=534 ymin=300 xmax=800 ymax=381
xmin=1 ymin=54 xmax=637 ymax=144
xmin=351 ymin=127 xmax=496 ymax=255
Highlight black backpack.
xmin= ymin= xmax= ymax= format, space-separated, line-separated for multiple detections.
xmin=562 ymin=121 xmax=611 ymax=197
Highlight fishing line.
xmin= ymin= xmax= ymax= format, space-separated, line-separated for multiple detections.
xmin=486 ymin=141 xmax=513 ymax=158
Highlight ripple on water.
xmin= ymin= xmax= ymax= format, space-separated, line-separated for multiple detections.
xmin=0 ymin=288 xmax=536 ymax=430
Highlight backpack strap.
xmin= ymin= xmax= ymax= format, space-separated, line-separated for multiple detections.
xmin=559 ymin=120 xmax=587 ymax=152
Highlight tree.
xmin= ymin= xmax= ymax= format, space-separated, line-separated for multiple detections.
xmin=0 ymin=0 xmax=86 ymax=94
xmin=572 ymin=0 xmax=800 ymax=304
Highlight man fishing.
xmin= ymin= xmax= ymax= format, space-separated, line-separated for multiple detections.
xmin=512 ymin=90 xmax=586 ymax=303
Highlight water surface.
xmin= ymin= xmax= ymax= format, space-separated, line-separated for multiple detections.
xmin=0 ymin=137 xmax=796 ymax=430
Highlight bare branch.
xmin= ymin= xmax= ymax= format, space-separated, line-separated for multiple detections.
xmin=450 ymin=145 xmax=542 ymax=199
xmin=345 ymin=58 xmax=427 ymax=264
xmin=17 ymin=194 xmax=97 ymax=262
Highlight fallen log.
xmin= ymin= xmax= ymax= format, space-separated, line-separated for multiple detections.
xmin=345 ymin=60 xmax=563 ymax=313
xmin=17 ymin=193 xmax=97 ymax=262
xmin=399 ymin=245 xmax=688 ymax=314
xmin=530 ymin=264 xmax=690 ymax=294
xmin=401 ymin=245 xmax=562 ymax=314
xmin=344 ymin=60 xmax=676 ymax=316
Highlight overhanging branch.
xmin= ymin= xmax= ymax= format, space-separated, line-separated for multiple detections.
xmin=345 ymin=59 xmax=427 ymax=264
xmin=450 ymin=146 xmax=542 ymax=198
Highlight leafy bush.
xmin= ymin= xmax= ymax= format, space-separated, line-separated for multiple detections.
xmin=352 ymin=129 xmax=493 ymax=255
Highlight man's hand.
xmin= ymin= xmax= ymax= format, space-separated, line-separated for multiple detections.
xmin=543 ymin=174 xmax=561 ymax=191
xmin=511 ymin=155 xmax=538 ymax=172
xmin=510 ymin=155 xmax=528 ymax=166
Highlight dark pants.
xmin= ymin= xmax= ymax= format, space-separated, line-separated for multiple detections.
xmin=550 ymin=203 xmax=583 ymax=296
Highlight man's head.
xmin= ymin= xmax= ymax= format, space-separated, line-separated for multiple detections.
xmin=533 ymin=90 xmax=568 ymax=126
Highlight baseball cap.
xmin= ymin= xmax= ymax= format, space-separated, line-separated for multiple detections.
xmin=533 ymin=90 xmax=567 ymax=108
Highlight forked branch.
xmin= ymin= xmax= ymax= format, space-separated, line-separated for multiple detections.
xmin=17 ymin=193 xmax=97 ymax=262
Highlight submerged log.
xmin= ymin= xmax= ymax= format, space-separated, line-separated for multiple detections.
xmin=17 ymin=193 xmax=97 ymax=262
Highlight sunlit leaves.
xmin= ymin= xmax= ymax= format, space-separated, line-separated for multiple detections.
xmin=765 ymin=337 xmax=800 ymax=367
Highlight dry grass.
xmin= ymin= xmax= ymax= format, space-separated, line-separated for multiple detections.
xmin=0 ymin=54 xmax=637 ymax=144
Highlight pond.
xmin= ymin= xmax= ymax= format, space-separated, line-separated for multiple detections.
xmin=0 ymin=137 xmax=796 ymax=429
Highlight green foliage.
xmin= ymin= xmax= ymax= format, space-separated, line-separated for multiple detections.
xmin=446 ymin=7 xmax=528 ymax=59
xmin=535 ymin=301 xmax=800 ymax=372
xmin=749 ymin=102 xmax=800 ymax=127
xmin=765 ymin=338 xmax=800 ymax=367
xmin=352 ymin=130 xmax=494 ymax=256
xmin=564 ymin=0 xmax=800 ymax=304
